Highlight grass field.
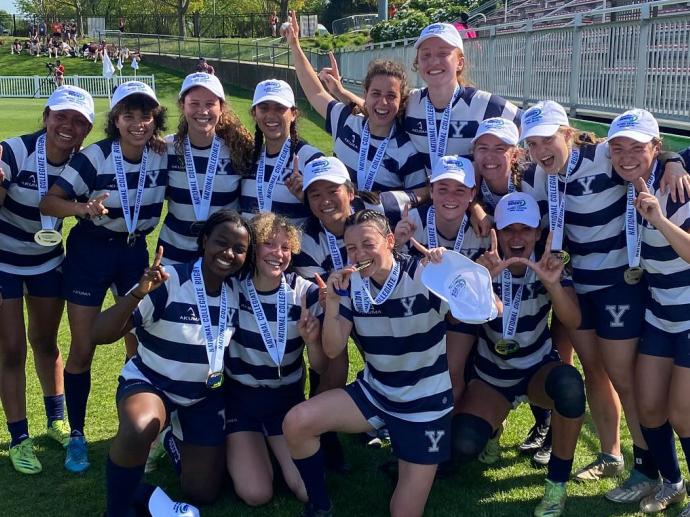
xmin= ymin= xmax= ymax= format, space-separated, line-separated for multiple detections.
xmin=0 ymin=52 xmax=689 ymax=517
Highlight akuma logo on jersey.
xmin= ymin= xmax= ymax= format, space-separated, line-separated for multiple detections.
xmin=180 ymin=306 xmax=200 ymax=322
xmin=448 ymin=274 xmax=467 ymax=298
xmin=18 ymin=172 xmax=38 ymax=189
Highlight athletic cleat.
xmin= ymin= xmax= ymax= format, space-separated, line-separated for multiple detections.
xmin=148 ymin=486 xmax=200 ymax=517
xmin=65 ymin=435 xmax=90 ymax=473
xmin=47 ymin=419 xmax=70 ymax=448
xmin=679 ymin=501 xmax=690 ymax=517
xmin=605 ymin=469 xmax=660 ymax=503
xmin=532 ymin=428 xmax=552 ymax=467
xmin=145 ymin=431 xmax=167 ymax=474
xmin=534 ymin=479 xmax=567 ymax=517
xmin=479 ymin=420 xmax=505 ymax=464
xmin=301 ymin=502 xmax=333 ymax=517
xmin=9 ymin=438 xmax=43 ymax=475
xmin=572 ymin=453 xmax=624 ymax=481
xmin=366 ymin=428 xmax=391 ymax=449
xmin=519 ymin=423 xmax=550 ymax=453
xmin=639 ymin=480 xmax=686 ymax=513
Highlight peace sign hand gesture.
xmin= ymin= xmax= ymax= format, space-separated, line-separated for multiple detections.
xmin=476 ymin=229 xmax=520 ymax=278
xmin=297 ymin=293 xmax=321 ymax=346
xmin=285 ymin=155 xmax=304 ymax=202
xmin=132 ymin=246 xmax=169 ymax=298
xmin=514 ymin=232 xmax=564 ymax=288
xmin=394 ymin=204 xmax=417 ymax=249
xmin=634 ymin=177 xmax=664 ymax=227
xmin=318 ymin=52 xmax=344 ymax=98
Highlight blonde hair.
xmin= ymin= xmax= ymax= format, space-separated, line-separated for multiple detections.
xmin=250 ymin=212 xmax=301 ymax=254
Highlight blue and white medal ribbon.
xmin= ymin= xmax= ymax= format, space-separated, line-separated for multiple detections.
xmin=256 ymin=138 xmax=291 ymax=212
xmin=425 ymin=86 xmax=460 ymax=167
xmin=323 ymin=226 xmax=345 ymax=271
xmin=480 ymin=175 xmax=515 ymax=210
xmin=547 ymin=148 xmax=579 ymax=251
xmin=245 ymin=276 xmax=288 ymax=377
xmin=35 ymin=134 xmax=58 ymax=231
xmin=625 ymin=170 xmax=656 ymax=268
xmin=426 ymin=206 xmax=467 ymax=252
xmin=357 ymin=122 xmax=392 ymax=191
xmin=191 ymin=258 xmax=229 ymax=384
xmin=112 ymin=140 xmax=148 ymax=237
xmin=500 ymin=268 xmax=524 ymax=341
xmin=183 ymin=136 xmax=222 ymax=221
xmin=351 ymin=260 xmax=400 ymax=314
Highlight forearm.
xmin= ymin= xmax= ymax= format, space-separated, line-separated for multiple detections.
xmin=40 ymin=193 xmax=85 ymax=218
xmin=289 ymin=40 xmax=332 ymax=118
xmin=306 ymin=337 xmax=327 ymax=375
xmin=655 ymin=216 xmax=690 ymax=264
xmin=333 ymin=85 xmax=365 ymax=109
xmin=322 ymin=302 xmax=349 ymax=358
xmin=91 ymin=291 xmax=141 ymax=344
xmin=547 ymin=284 xmax=581 ymax=330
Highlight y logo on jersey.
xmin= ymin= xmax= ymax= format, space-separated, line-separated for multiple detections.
xmin=400 ymin=296 xmax=416 ymax=317
xmin=576 ymin=176 xmax=596 ymax=195
xmin=605 ymin=305 xmax=630 ymax=328
xmin=425 ymin=430 xmax=445 ymax=453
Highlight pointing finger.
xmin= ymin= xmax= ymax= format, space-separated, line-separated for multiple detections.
xmin=94 ymin=192 xmax=110 ymax=203
xmin=410 ymin=237 xmax=430 ymax=257
xmin=328 ymin=51 xmax=340 ymax=79
xmin=489 ymin=228 xmax=497 ymax=253
xmin=293 ymin=155 xmax=299 ymax=176
xmin=314 ymin=272 xmax=327 ymax=289
xmin=402 ymin=203 xmax=409 ymax=219
xmin=153 ymin=245 xmax=164 ymax=267
xmin=544 ymin=231 xmax=554 ymax=253
xmin=635 ymin=176 xmax=650 ymax=195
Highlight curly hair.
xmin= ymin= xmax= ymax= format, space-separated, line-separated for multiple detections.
xmin=105 ymin=94 xmax=167 ymax=142
xmin=174 ymin=90 xmax=254 ymax=174
xmin=250 ymin=212 xmax=301 ymax=255
xmin=353 ymin=59 xmax=409 ymax=123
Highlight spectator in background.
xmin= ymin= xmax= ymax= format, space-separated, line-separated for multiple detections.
xmin=39 ymin=21 xmax=47 ymax=44
xmin=388 ymin=4 xmax=398 ymax=19
xmin=196 ymin=57 xmax=215 ymax=75
xmin=54 ymin=60 xmax=65 ymax=86
xmin=119 ymin=17 xmax=126 ymax=33
xmin=11 ymin=39 xmax=22 ymax=55
xmin=454 ymin=12 xmax=477 ymax=39
xmin=270 ymin=11 xmax=278 ymax=37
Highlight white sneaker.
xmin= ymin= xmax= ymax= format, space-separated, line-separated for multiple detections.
xmin=148 ymin=487 xmax=200 ymax=517
xmin=639 ymin=480 xmax=686 ymax=513
xmin=605 ymin=469 xmax=660 ymax=503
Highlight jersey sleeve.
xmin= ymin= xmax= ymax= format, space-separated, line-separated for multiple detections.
xmin=325 ymin=100 xmax=351 ymax=137
xmin=55 ymin=150 xmax=96 ymax=199
xmin=131 ymin=281 xmax=169 ymax=329
xmin=1 ymin=140 xmax=18 ymax=186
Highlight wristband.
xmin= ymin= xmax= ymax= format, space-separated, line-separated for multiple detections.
xmin=130 ymin=291 xmax=144 ymax=301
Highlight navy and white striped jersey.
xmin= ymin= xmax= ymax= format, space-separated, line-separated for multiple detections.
xmin=0 ymin=132 xmax=65 ymax=275
xmin=159 ymin=135 xmax=241 ymax=265
xmin=239 ymin=140 xmax=323 ymax=228
xmin=522 ymin=142 xmax=629 ymax=294
xmin=399 ymin=203 xmax=489 ymax=260
xmin=54 ymin=138 xmax=168 ymax=237
xmin=325 ymin=101 xmax=427 ymax=192
xmin=640 ymin=164 xmax=690 ymax=333
xmin=475 ymin=271 xmax=571 ymax=388
xmin=680 ymin=147 xmax=689 ymax=174
xmin=339 ymin=255 xmax=453 ymax=422
xmin=292 ymin=192 xmax=408 ymax=280
xmin=124 ymin=262 xmax=240 ymax=406
xmin=224 ymin=273 xmax=321 ymax=389
xmin=404 ymin=87 xmax=521 ymax=172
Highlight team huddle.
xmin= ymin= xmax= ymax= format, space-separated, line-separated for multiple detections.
xmin=2 ymin=14 xmax=690 ymax=517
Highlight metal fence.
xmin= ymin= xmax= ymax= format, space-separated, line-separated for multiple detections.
xmin=332 ymin=14 xmax=379 ymax=35
xmin=0 ymin=75 xmax=156 ymax=98
xmin=336 ymin=0 xmax=690 ymax=125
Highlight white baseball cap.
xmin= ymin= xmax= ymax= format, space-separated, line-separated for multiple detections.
xmin=252 ymin=79 xmax=295 ymax=108
xmin=430 ymin=156 xmax=475 ymax=188
xmin=472 ymin=117 xmax=519 ymax=146
xmin=414 ymin=23 xmax=464 ymax=52
xmin=608 ymin=109 xmax=659 ymax=144
xmin=110 ymin=81 xmax=158 ymax=109
xmin=303 ymin=156 xmax=350 ymax=191
xmin=519 ymin=101 xmax=569 ymax=142
xmin=422 ymin=250 xmax=498 ymax=324
xmin=147 ymin=486 xmax=199 ymax=517
xmin=46 ymin=85 xmax=95 ymax=125
xmin=179 ymin=72 xmax=225 ymax=100
xmin=494 ymin=192 xmax=541 ymax=230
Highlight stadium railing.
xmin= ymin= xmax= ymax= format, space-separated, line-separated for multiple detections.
xmin=0 ymin=75 xmax=156 ymax=98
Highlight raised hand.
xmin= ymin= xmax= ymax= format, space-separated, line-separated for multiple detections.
xmin=326 ymin=265 xmax=356 ymax=300
xmin=82 ymin=192 xmax=109 ymax=218
xmin=318 ymin=52 xmax=343 ymax=97
xmin=133 ymin=246 xmax=169 ymax=298
xmin=285 ymin=10 xmax=300 ymax=46
xmin=469 ymin=201 xmax=491 ymax=237
xmin=476 ymin=229 xmax=520 ymax=278
xmin=394 ymin=203 xmax=417 ymax=249
xmin=285 ymin=155 xmax=304 ymax=202
xmin=314 ymin=272 xmax=328 ymax=309
xmin=410 ymin=237 xmax=445 ymax=265
xmin=659 ymin=159 xmax=690 ymax=204
xmin=298 ymin=293 xmax=321 ymax=345
xmin=514 ymin=232 xmax=563 ymax=288
xmin=634 ymin=176 xmax=663 ymax=226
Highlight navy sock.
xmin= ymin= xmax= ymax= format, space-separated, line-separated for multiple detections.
xmin=679 ymin=436 xmax=690 ymax=475
xmin=44 ymin=394 xmax=65 ymax=427
xmin=530 ymin=405 xmax=551 ymax=428
xmin=293 ymin=448 xmax=331 ymax=512
xmin=162 ymin=429 xmax=181 ymax=475
xmin=641 ymin=422 xmax=681 ymax=484
xmin=547 ymin=453 xmax=573 ymax=483
xmin=8 ymin=419 xmax=29 ymax=447
xmin=106 ymin=456 xmax=144 ymax=517
xmin=64 ymin=370 xmax=90 ymax=436
xmin=633 ymin=444 xmax=659 ymax=480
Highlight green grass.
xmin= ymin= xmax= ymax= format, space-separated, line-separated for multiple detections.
xmin=1 ymin=52 xmax=689 ymax=517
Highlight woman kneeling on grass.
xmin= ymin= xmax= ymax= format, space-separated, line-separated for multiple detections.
xmin=283 ymin=209 xmax=453 ymax=517
xmin=92 ymin=210 xmax=252 ymax=516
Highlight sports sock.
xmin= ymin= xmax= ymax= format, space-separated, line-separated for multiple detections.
xmin=8 ymin=419 xmax=29 ymax=447
xmin=679 ymin=436 xmax=690 ymax=474
xmin=293 ymin=448 xmax=331 ymax=512
xmin=106 ymin=456 xmax=144 ymax=517
xmin=64 ymin=369 xmax=90 ymax=436
xmin=632 ymin=444 xmax=659 ymax=480
xmin=162 ymin=429 xmax=181 ymax=475
xmin=530 ymin=405 xmax=551 ymax=428
xmin=641 ymin=422 xmax=682 ymax=484
xmin=44 ymin=394 xmax=65 ymax=427
xmin=547 ymin=453 xmax=573 ymax=483
xmin=321 ymin=431 xmax=345 ymax=471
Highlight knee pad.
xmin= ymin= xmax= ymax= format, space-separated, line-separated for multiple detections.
xmin=451 ymin=413 xmax=492 ymax=463
xmin=545 ymin=364 xmax=586 ymax=419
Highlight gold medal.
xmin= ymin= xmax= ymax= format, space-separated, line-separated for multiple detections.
xmin=624 ymin=267 xmax=643 ymax=285
xmin=551 ymin=250 xmax=570 ymax=265
xmin=34 ymin=229 xmax=62 ymax=247
xmin=206 ymin=371 xmax=224 ymax=390
xmin=495 ymin=338 xmax=520 ymax=356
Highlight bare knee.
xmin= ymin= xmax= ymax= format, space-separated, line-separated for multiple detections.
xmin=28 ymin=335 xmax=59 ymax=359
xmin=234 ymin=481 xmax=273 ymax=507
xmin=0 ymin=338 xmax=27 ymax=370
xmin=669 ymin=405 xmax=690 ymax=436
xmin=283 ymin=404 xmax=314 ymax=444
xmin=182 ymin=475 xmax=223 ymax=506
xmin=118 ymin=414 xmax=160 ymax=451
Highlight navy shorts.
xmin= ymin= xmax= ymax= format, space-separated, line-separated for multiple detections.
xmin=469 ymin=350 xmax=561 ymax=407
xmin=0 ymin=267 xmax=62 ymax=299
xmin=62 ymin=229 xmax=148 ymax=306
xmin=639 ymin=322 xmax=690 ymax=368
xmin=577 ymin=282 xmax=645 ymax=340
xmin=225 ymin=380 xmax=304 ymax=436
xmin=116 ymin=377 xmax=226 ymax=447
xmin=345 ymin=380 xmax=451 ymax=465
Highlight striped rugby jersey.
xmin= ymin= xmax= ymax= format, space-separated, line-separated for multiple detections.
xmin=0 ymin=131 xmax=66 ymax=275
xmin=239 ymin=140 xmax=323 ymax=228
xmin=124 ymin=262 xmax=240 ymax=406
xmin=224 ymin=272 xmax=321 ymax=389
xmin=639 ymin=162 xmax=690 ymax=333
xmin=326 ymin=101 xmax=426 ymax=192
xmin=404 ymin=87 xmax=520 ymax=172
xmin=159 ymin=135 xmax=241 ymax=265
xmin=338 ymin=255 xmax=453 ymax=422
xmin=54 ymin=138 xmax=168 ymax=237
